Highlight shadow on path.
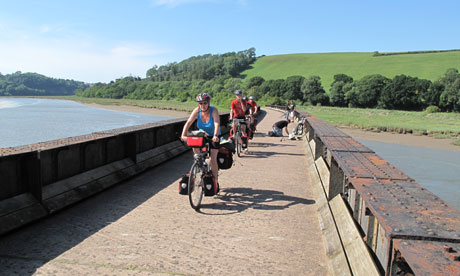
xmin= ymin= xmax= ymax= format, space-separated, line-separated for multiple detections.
xmin=0 ymin=152 xmax=193 ymax=275
xmin=198 ymin=187 xmax=315 ymax=215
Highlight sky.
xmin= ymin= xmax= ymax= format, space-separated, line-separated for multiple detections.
xmin=1 ymin=0 xmax=459 ymax=83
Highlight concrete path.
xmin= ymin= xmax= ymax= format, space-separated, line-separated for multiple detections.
xmin=0 ymin=109 xmax=329 ymax=276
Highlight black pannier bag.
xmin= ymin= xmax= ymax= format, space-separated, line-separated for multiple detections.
xmin=178 ymin=173 xmax=189 ymax=195
xmin=203 ymin=172 xmax=218 ymax=196
xmin=241 ymin=136 xmax=248 ymax=148
xmin=217 ymin=141 xmax=235 ymax=170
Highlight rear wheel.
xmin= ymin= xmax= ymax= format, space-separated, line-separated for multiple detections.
xmin=188 ymin=163 xmax=203 ymax=210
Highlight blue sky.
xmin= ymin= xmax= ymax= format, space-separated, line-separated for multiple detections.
xmin=1 ymin=0 xmax=459 ymax=83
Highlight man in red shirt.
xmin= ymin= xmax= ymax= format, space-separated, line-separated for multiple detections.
xmin=230 ymin=89 xmax=248 ymax=144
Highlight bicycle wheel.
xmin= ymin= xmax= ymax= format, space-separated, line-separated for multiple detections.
xmin=188 ymin=162 xmax=204 ymax=210
xmin=235 ymin=130 xmax=242 ymax=157
xmin=298 ymin=123 xmax=304 ymax=135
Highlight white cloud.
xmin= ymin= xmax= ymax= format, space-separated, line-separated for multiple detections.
xmin=0 ymin=21 xmax=170 ymax=83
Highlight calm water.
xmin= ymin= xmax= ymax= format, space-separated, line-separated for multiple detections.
xmin=0 ymin=98 xmax=173 ymax=148
xmin=356 ymin=139 xmax=460 ymax=210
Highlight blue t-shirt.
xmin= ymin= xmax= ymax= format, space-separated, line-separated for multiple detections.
xmin=197 ymin=106 xmax=221 ymax=137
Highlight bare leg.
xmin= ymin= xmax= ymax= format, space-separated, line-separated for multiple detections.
xmin=210 ymin=148 xmax=219 ymax=183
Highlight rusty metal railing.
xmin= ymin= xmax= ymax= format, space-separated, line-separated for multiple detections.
xmin=268 ymin=105 xmax=460 ymax=275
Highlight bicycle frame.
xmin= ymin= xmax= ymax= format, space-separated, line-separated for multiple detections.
xmin=187 ymin=138 xmax=212 ymax=210
xmin=233 ymin=118 xmax=247 ymax=157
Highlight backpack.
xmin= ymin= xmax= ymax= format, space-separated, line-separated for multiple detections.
xmin=178 ymin=173 xmax=189 ymax=195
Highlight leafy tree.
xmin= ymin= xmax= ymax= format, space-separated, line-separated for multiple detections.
xmin=0 ymin=72 xmax=88 ymax=96
xmin=422 ymin=80 xmax=444 ymax=107
xmin=440 ymin=78 xmax=460 ymax=111
xmin=246 ymin=76 xmax=265 ymax=89
xmin=330 ymin=82 xmax=347 ymax=107
xmin=282 ymin=75 xmax=305 ymax=101
xmin=441 ymin=68 xmax=460 ymax=85
xmin=347 ymin=74 xmax=389 ymax=108
xmin=379 ymin=75 xmax=430 ymax=110
xmin=301 ymin=76 xmax=329 ymax=105
xmin=331 ymin=74 xmax=353 ymax=86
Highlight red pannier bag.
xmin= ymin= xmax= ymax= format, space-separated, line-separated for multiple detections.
xmin=186 ymin=131 xmax=206 ymax=148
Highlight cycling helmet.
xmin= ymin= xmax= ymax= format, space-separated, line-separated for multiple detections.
xmin=234 ymin=89 xmax=242 ymax=95
xmin=242 ymin=96 xmax=248 ymax=101
xmin=249 ymin=96 xmax=254 ymax=100
xmin=196 ymin=93 xmax=211 ymax=102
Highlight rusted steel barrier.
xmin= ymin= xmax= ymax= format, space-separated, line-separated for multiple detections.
xmin=268 ymin=105 xmax=460 ymax=275
xmin=0 ymin=113 xmax=231 ymax=236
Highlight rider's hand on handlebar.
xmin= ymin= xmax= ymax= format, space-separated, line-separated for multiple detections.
xmin=181 ymin=135 xmax=188 ymax=142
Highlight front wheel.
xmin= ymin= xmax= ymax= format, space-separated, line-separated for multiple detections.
xmin=188 ymin=163 xmax=204 ymax=210
xmin=235 ymin=131 xmax=242 ymax=157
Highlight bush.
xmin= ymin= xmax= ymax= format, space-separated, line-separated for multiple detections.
xmin=425 ymin=105 xmax=440 ymax=113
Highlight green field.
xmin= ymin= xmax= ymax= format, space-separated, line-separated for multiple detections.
xmin=242 ymin=51 xmax=460 ymax=91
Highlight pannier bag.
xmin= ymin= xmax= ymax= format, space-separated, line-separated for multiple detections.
xmin=241 ymin=136 xmax=248 ymax=148
xmin=187 ymin=136 xmax=205 ymax=148
xmin=203 ymin=172 xmax=218 ymax=196
xmin=217 ymin=147 xmax=233 ymax=170
xmin=186 ymin=130 xmax=206 ymax=148
xmin=178 ymin=173 xmax=189 ymax=195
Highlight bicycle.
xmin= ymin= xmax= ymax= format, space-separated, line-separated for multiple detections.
xmin=293 ymin=116 xmax=307 ymax=136
xmin=186 ymin=131 xmax=214 ymax=210
xmin=232 ymin=118 xmax=248 ymax=157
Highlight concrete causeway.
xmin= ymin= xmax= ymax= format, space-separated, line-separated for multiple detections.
xmin=0 ymin=109 xmax=329 ymax=275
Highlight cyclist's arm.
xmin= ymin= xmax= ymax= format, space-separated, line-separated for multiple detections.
xmin=212 ymin=107 xmax=220 ymax=142
xmin=284 ymin=126 xmax=290 ymax=136
xmin=181 ymin=108 xmax=199 ymax=141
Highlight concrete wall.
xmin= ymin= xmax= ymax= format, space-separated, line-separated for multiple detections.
xmin=0 ymin=113 xmax=231 ymax=235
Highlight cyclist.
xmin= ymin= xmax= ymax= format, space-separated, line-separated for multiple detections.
xmin=230 ymin=89 xmax=248 ymax=140
xmin=247 ymin=96 xmax=258 ymax=131
xmin=181 ymin=93 xmax=220 ymax=188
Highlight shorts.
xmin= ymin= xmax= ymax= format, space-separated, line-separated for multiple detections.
xmin=272 ymin=126 xmax=283 ymax=137
xmin=233 ymin=117 xmax=248 ymax=127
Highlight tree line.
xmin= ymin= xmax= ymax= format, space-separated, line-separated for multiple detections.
xmin=0 ymin=71 xmax=89 ymax=96
xmin=75 ymin=48 xmax=460 ymax=112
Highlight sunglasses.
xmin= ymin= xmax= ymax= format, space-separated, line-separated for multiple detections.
xmin=198 ymin=102 xmax=208 ymax=105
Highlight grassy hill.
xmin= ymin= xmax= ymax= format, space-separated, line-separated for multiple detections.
xmin=241 ymin=51 xmax=460 ymax=91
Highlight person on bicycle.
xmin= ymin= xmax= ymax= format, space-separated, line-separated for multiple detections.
xmin=230 ymin=89 xmax=248 ymax=140
xmin=247 ymin=96 xmax=258 ymax=131
xmin=181 ymin=93 xmax=221 ymax=187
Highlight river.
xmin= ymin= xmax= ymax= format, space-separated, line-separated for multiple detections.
xmin=0 ymin=97 xmax=172 ymax=148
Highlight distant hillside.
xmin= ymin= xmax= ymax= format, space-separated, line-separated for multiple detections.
xmin=241 ymin=51 xmax=460 ymax=91
xmin=0 ymin=72 xmax=89 ymax=96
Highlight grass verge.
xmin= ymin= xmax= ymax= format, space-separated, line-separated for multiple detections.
xmin=298 ymin=105 xmax=460 ymax=140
